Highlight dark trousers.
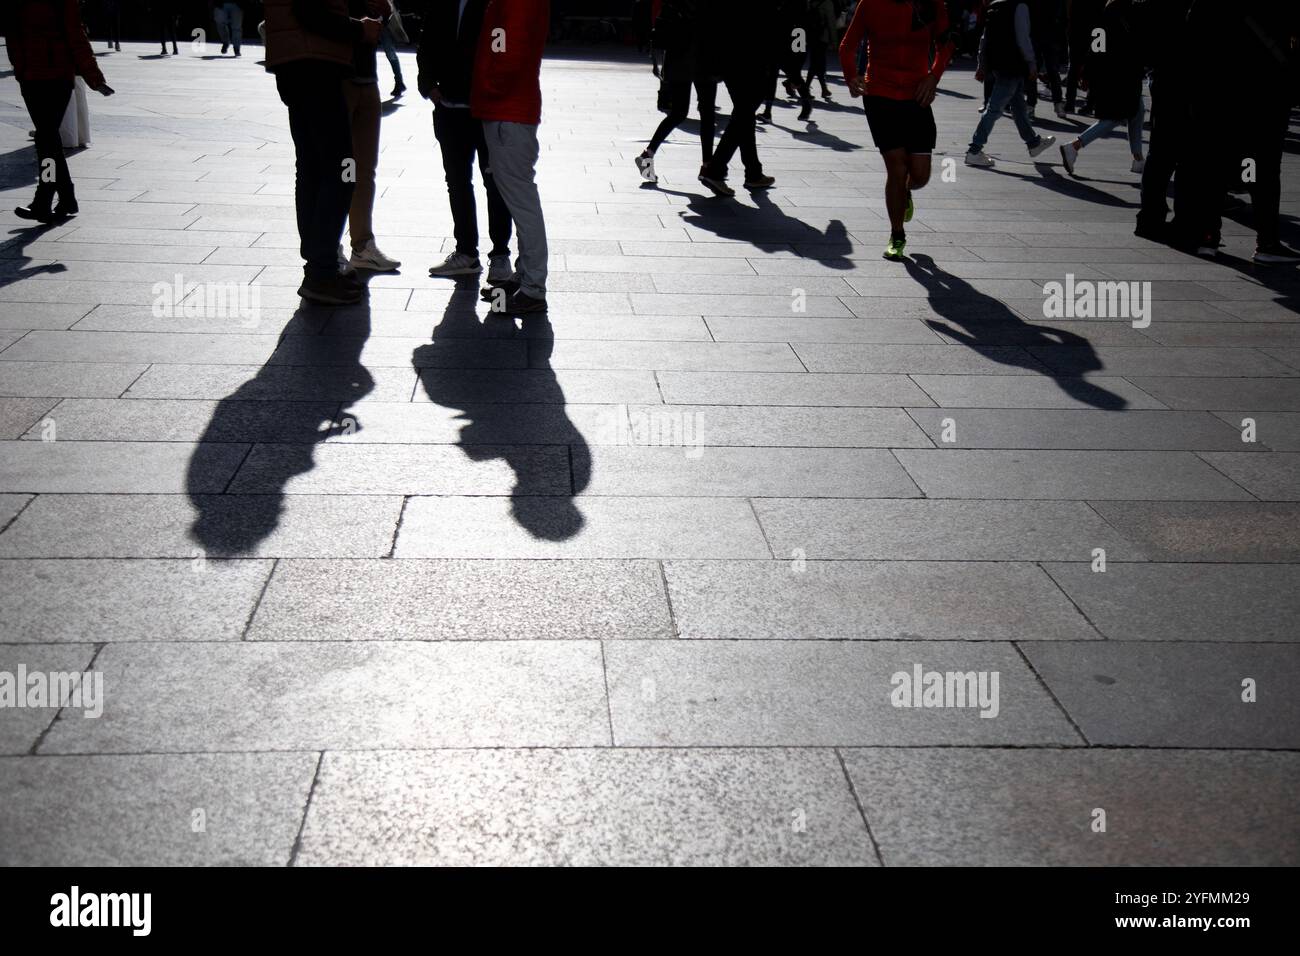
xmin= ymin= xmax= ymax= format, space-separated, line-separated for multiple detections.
xmin=709 ymin=73 xmax=764 ymax=178
xmin=433 ymin=105 xmax=512 ymax=259
xmin=1245 ymin=99 xmax=1288 ymax=247
xmin=1064 ymin=31 xmax=1088 ymax=109
xmin=276 ymin=62 xmax=354 ymax=280
xmin=159 ymin=14 xmax=178 ymax=51
xmin=1138 ymin=77 xmax=1183 ymax=227
xmin=20 ymin=79 xmax=74 ymax=199
xmin=807 ymin=38 xmax=830 ymax=91
xmin=1025 ymin=38 xmax=1062 ymax=106
xmin=648 ymin=76 xmax=718 ymax=164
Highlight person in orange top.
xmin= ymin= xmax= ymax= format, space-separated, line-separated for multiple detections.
xmin=840 ymin=0 xmax=955 ymax=260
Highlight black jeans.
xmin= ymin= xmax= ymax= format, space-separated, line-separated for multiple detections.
xmin=709 ymin=72 xmax=764 ymax=179
xmin=807 ymin=38 xmax=830 ymax=91
xmin=647 ymin=76 xmax=718 ymax=164
xmin=433 ymin=105 xmax=513 ymax=259
xmin=1025 ymin=37 xmax=1062 ymax=106
xmin=1245 ymin=99 xmax=1289 ymax=247
xmin=20 ymin=79 xmax=74 ymax=199
xmin=276 ymin=61 xmax=354 ymax=280
xmin=1138 ymin=77 xmax=1184 ymax=227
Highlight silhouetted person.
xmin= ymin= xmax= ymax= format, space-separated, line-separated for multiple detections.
xmin=472 ymin=0 xmax=551 ymax=314
xmin=264 ymin=0 xmax=382 ymax=305
xmin=418 ymin=0 xmax=515 ymax=283
xmin=101 ymin=0 xmax=122 ymax=51
xmin=1058 ymin=0 xmax=1145 ymax=176
xmin=156 ymin=0 xmax=180 ymax=55
xmin=1134 ymin=0 xmax=1191 ymax=242
xmin=1064 ymin=0 xmax=1101 ymax=112
xmin=213 ymin=0 xmax=245 ymax=56
xmin=700 ymin=0 xmax=775 ymax=196
xmin=634 ymin=0 xmax=719 ymax=185
xmin=5 ymin=0 xmax=115 ymax=223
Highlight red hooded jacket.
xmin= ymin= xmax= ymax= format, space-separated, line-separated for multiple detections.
xmin=4 ymin=0 xmax=106 ymax=87
xmin=470 ymin=0 xmax=550 ymax=125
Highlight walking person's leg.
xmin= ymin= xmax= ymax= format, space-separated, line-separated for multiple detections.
xmin=476 ymin=118 xmax=515 ymax=278
xmin=16 ymin=80 xmax=74 ymax=221
xmin=343 ymin=81 xmax=397 ymax=271
xmin=430 ymin=106 xmax=486 ymax=274
xmin=1249 ymin=99 xmax=1297 ymax=262
xmin=638 ymin=79 xmax=691 ymax=182
xmin=1006 ymin=80 xmax=1050 ymax=151
xmin=380 ymin=31 xmax=405 ymax=95
xmin=482 ymin=121 xmax=548 ymax=309
xmin=1138 ymin=80 xmax=1179 ymax=235
xmin=694 ymin=77 xmax=718 ymax=170
xmin=214 ymin=4 xmax=230 ymax=52
xmin=966 ymin=75 xmax=1019 ymax=162
xmin=1060 ymin=116 xmax=1121 ymax=174
xmin=1126 ymin=96 xmax=1145 ymax=168
xmin=228 ymin=3 xmax=244 ymax=56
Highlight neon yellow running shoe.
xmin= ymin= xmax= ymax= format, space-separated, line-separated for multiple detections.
xmin=883 ymin=235 xmax=907 ymax=261
xmin=904 ymin=190 xmax=914 ymax=223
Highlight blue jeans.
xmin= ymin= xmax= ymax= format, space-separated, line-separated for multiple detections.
xmin=1078 ymin=99 xmax=1145 ymax=157
xmin=969 ymin=75 xmax=1041 ymax=153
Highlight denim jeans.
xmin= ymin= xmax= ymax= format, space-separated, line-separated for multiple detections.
xmin=483 ymin=120 xmax=548 ymax=298
xmin=969 ymin=74 xmax=1040 ymax=153
xmin=1078 ymin=99 xmax=1145 ymax=156
xmin=214 ymin=2 xmax=243 ymax=50
xmin=434 ymin=106 xmax=512 ymax=260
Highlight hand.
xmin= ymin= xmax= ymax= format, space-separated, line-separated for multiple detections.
xmin=914 ymin=73 xmax=938 ymax=106
xmin=974 ymin=69 xmax=984 ymax=82
xmin=359 ymin=17 xmax=382 ymax=45
xmin=847 ymin=75 xmax=866 ymax=97
xmin=95 ymin=83 xmax=115 ymax=96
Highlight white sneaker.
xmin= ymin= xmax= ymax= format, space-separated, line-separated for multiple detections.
xmin=1028 ymin=134 xmax=1056 ymax=158
xmin=635 ymin=151 xmax=657 ymax=183
xmin=1054 ymin=102 xmax=1067 ymax=119
xmin=350 ymin=240 xmax=401 ymax=272
xmin=1131 ymin=158 xmax=1146 ymax=174
xmin=428 ymin=252 xmax=482 ymax=276
xmin=964 ymin=150 xmax=994 ymax=168
xmin=1059 ymin=142 xmax=1078 ymax=174
xmin=487 ymin=255 xmax=513 ymax=283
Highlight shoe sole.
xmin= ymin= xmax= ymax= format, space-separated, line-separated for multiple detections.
xmin=699 ymin=178 xmax=735 ymax=197
xmin=351 ymin=261 xmax=400 ymax=272
xmin=1028 ymin=140 xmax=1054 ymax=158
xmin=1059 ymin=147 xmax=1075 ymax=174
xmin=298 ymin=287 xmax=362 ymax=306
xmin=428 ymin=265 xmax=481 ymax=276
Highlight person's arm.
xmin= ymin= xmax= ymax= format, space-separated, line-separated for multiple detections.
xmin=975 ymin=23 xmax=988 ymax=76
xmin=838 ymin=0 xmax=869 ymax=94
xmin=64 ymin=0 xmax=107 ymax=89
xmin=929 ymin=0 xmax=956 ymax=79
xmin=1013 ymin=2 xmax=1036 ymax=72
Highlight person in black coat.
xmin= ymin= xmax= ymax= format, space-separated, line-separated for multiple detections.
xmin=1058 ymin=0 xmax=1146 ymax=174
xmin=417 ymin=0 xmax=515 ymax=279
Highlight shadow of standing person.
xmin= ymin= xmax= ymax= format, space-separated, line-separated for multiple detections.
xmin=413 ymin=280 xmax=591 ymax=542
xmin=903 ymin=253 xmax=1130 ymax=411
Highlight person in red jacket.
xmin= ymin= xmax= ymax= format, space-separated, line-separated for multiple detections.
xmin=472 ymin=0 xmax=550 ymax=314
xmin=4 ymin=0 xmax=114 ymax=223
xmin=840 ymin=0 xmax=955 ymax=260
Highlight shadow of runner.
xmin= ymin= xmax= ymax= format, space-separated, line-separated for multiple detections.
xmin=903 ymin=253 xmax=1130 ymax=410
xmin=413 ymin=279 xmax=591 ymax=542
xmin=186 ymin=302 xmax=374 ymax=555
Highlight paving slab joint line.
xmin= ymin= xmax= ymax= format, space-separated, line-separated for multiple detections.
xmin=888 ymin=448 xmax=929 ymax=499
xmin=240 ymin=558 xmax=280 ymax=641
xmin=287 ymin=751 xmax=325 ymax=868
xmin=1191 ymin=451 xmax=1264 ymax=502
xmin=899 ymin=407 xmax=941 ymax=449
xmin=117 ymin=363 xmax=152 ymax=400
xmin=746 ymin=497 xmax=778 ymax=559
xmin=220 ymin=442 xmax=258 ymax=494
xmin=384 ymin=495 xmax=411 ymax=559
xmin=0 ymin=494 xmax=37 ymax=537
xmin=1011 ymin=641 xmax=1091 ymax=746
xmin=28 ymin=642 xmax=106 ymax=756
xmin=834 ymin=747 xmax=885 ymax=866
xmin=656 ymin=559 xmax=681 ymax=639
xmin=1036 ymin=561 xmax=1110 ymax=640
xmin=1081 ymin=499 xmax=1151 ymax=563
xmin=598 ymin=641 xmax=617 ymax=746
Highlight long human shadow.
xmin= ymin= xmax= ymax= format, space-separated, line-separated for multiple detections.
xmin=0 ymin=224 xmax=69 ymax=289
xmin=187 ymin=302 xmax=374 ymax=555
xmin=657 ymin=185 xmax=854 ymax=267
xmin=902 ymin=253 xmax=1130 ymax=410
xmin=413 ymin=279 xmax=591 ymax=541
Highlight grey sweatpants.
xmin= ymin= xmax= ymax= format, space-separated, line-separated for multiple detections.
xmin=482 ymin=120 xmax=548 ymax=299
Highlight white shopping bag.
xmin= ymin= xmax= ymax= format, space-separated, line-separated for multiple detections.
xmin=59 ymin=78 xmax=91 ymax=149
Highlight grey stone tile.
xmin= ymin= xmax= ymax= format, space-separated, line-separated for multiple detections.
xmin=843 ymin=748 xmax=1300 ymax=865
xmin=658 ymin=371 xmax=933 ymax=407
xmin=24 ymin=398 xmax=341 ymax=443
xmin=1198 ymin=452 xmax=1300 ymax=500
xmin=39 ymin=642 xmax=610 ymax=752
xmin=1043 ymin=562 xmax=1300 ymax=642
xmin=0 ymin=494 xmax=403 ymax=558
xmin=413 ymin=368 xmax=661 ymax=406
xmin=1212 ymin=410 xmax=1300 ymax=450
xmin=0 ymin=753 xmax=317 ymax=865
xmin=705 ymin=315 xmax=943 ymax=344
xmin=0 ymin=440 xmax=247 ymax=493
xmin=0 ymin=493 xmax=32 ymax=530
xmin=1022 ymin=642 xmax=1300 ymax=748
xmin=0 ymin=302 xmax=91 ymax=331
xmin=0 ymin=362 xmax=148 ymax=398
xmin=228 ymin=443 xmax=569 ymax=496
xmin=1030 ymin=345 xmax=1299 ymax=377
xmin=124 ymin=363 xmax=417 ymax=403
xmin=631 ymin=293 xmax=852 ymax=317
xmin=0 ymin=559 xmax=271 ymax=643
xmin=665 ymin=560 xmax=1096 ymax=640
xmin=297 ymin=748 xmax=874 ymax=866
xmin=794 ymin=343 xmax=1039 ymax=375
xmin=1128 ymin=376 xmax=1300 ymax=410
xmin=271 ymin=335 xmax=526 ymax=370
xmin=0 ymin=645 xmax=97 ymax=754
xmin=394 ymin=495 xmax=770 ymax=559
xmin=249 ymin=558 xmax=671 ymax=640
xmin=622 ymin=404 xmax=931 ymax=447
xmin=895 ymin=449 xmax=1254 ymax=500
xmin=755 ymin=498 xmax=1144 ymax=560
xmin=0 ymin=331 xmax=277 ymax=366
xmin=543 ymin=340 xmax=804 ymax=372
xmin=0 ymin=397 xmax=57 ymax=439
xmin=584 ymin=447 xmax=920 ymax=498
xmin=910 ymin=374 xmax=1165 ymax=410
xmin=905 ymin=407 xmax=1246 ymax=450
xmin=1088 ymin=501 xmax=1300 ymax=561
xmin=1143 ymin=322 xmax=1300 ymax=347
xmin=605 ymin=640 xmax=1080 ymax=746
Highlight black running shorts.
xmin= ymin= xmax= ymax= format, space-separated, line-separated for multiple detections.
xmin=863 ymin=95 xmax=937 ymax=154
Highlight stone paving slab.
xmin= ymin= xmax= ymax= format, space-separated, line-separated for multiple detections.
xmin=40 ymin=642 xmax=610 ymax=753
xmin=605 ymin=640 xmax=1081 ymax=746
xmin=1086 ymin=500 xmax=1300 ymax=561
xmin=0 ymin=644 xmax=97 ymax=754
xmin=1198 ymin=452 xmax=1300 ymax=500
xmin=0 ymin=439 xmax=248 ymax=493
xmin=905 ymin=407 xmax=1248 ymax=450
xmin=843 ymin=749 xmax=1300 ymax=865
xmin=1022 ymin=642 xmax=1300 ymax=748
xmin=297 ymin=748 xmax=875 ymax=867
xmin=0 ymin=753 xmax=317 ymax=865
xmin=0 ymin=397 xmax=56 ymax=439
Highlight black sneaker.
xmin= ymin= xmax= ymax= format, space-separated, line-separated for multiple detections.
xmin=221 ymin=43 xmax=228 ymax=54
xmin=797 ymin=102 xmax=812 ymax=121
xmin=698 ymin=171 xmax=735 ymax=197
xmin=1254 ymin=242 xmax=1300 ymax=265
xmin=299 ymin=274 xmax=363 ymax=305
xmin=481 ymin=279 xmax=520 ymax=306
xmin=505 ymin=292 xmax=548 ymax=314
xmin=744 ymin=174 xmax=776 ymax=190
xmin=1133 ymin=218 xmax=1168 ymax=243
xmin=392 ymin=81 xmax=406 ymax=98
